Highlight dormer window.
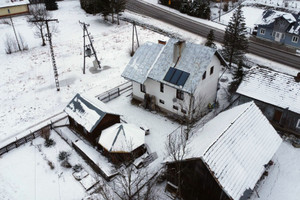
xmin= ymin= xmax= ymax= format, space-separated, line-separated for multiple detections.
xmin=202 ymin=71 xmax=206 ymax=80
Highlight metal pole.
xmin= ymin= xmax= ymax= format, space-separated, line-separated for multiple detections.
xmin=83 ymin=24 xmax=86 ymax=74
xmin=132 ymin=22 xmax=135 ymax=54
xmin=9 ymin=15 xmax=21 ymax=51
xmin=134 ymin=24 xmax=140 ymax=47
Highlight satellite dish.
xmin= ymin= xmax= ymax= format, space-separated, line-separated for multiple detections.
xmin=172 ymin=98 xmax=177 ymax=103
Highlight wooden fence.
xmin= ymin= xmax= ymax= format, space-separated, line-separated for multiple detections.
xmin=96 ymin=81 xmax=132 ymax=103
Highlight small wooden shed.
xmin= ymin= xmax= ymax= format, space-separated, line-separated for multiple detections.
xmin=98 ymin=123 xmax=146 ymax=164
xmin=65 ymin=93 xmax=120 ymax=144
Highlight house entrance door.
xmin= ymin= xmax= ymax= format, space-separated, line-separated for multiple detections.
xmin=275 ymin=32 xmax=282 ymax=42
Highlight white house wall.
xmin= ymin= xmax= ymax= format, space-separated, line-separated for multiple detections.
xmin=193 ymin=55 xmax=221 ymax=116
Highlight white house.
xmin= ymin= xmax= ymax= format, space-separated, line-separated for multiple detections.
xmin=122 ymin=39 xmax=227 ymax=120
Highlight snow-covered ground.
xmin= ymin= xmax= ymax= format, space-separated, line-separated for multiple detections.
xmin=1 ymin=0 xmax=300 ymax=199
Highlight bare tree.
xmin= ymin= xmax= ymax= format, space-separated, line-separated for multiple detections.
xmin=165 ymin=128 xmax=189 ymax=198
xmin=27 ymin=4 xmax=50 ymax=46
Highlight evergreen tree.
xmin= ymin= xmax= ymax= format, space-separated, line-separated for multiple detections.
xmin=205 ymin=29 xmax=216 ymax=48
xmin=228 ymin=60 xmax=244 ymax=94
xmin=222 ymin=6 xmax=248 ymax=67
xmin=45 ymin=0 xmax=58 ymax=11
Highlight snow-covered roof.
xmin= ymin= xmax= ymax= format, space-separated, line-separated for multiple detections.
xmin=122 ymin=39 xmax=225 ymax=94
xmin=64 ymin=93 xmax=119 ymax=133
xmin=172 ymin=102 xmax=282 ymax=200
xmin=0 ymin=0 xmax=29 ymax=8
xmin=256 ymin=10 xmax=300 ymax=36
xmin=237 ymin=66 xmax=300 ymax=114
xmin=99 ymin=123 xmax=145 ymax=153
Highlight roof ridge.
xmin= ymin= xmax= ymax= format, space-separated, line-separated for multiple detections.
xmin=202 ymin=102 xmax=255 ymax=158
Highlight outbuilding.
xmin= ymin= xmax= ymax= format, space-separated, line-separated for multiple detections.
xmin=165 ymin=102 xmax=282 ymax=200
xmin=0 ymin=0 xmax=30 ymax=18
xmin=98 ymin=123 xmax=146 ymax=164
xmin=64 ymin=93 xmax=120 ymax=144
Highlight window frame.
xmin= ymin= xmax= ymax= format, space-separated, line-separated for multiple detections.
xmin=176 ymin=89 xmax=184 ymax=100
xmin=160 ymin=83 xmax=164 ymax=93
xmin=159 ymin=99 xmax=165 ymax=104
xmin=210 ymin=66 xmax=214 ymax=75
xmin=181 ymin=108 xmax=187 ymax=114
xmin=202 ymin=71 xmax=206 ymax=80
xmin=292 ymin=36 xmax=299 ymax=43
xmin=296 ymin=119 xmax=300 ymax=129
xmin=260 ymin=28 xmax=266 ymax=35
xmin=140 ymin=84 xmax=146 ymax=93
xmin=173 ymin=105 xmax=178 ymax=110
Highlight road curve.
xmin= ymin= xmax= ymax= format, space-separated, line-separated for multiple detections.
xmin=126 ymin=0 xmax=300 ymax=69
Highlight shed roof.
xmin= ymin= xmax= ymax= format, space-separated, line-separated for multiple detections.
xmin=122 ymin=39 xmax=225 ymax=94
xmin=1 ymin=0 xmax=29 ymax=8
xmin=64 ymin=93 xmax=119 ymax=133
xmin=178 ymin=102 xmax=282 ymax=200
xmin=236 ymin=66 xmax=300 ymax=114
xmin=98 ymin=123 xmax=145 ymax=153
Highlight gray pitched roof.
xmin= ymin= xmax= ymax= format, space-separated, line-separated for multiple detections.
xmin=122 ymin=39 xmax=222 ymax=94
xmin=237 ymin=66 xmax=300 ymax=114
xmin=64 ymin=93 xmax=119 ymax=132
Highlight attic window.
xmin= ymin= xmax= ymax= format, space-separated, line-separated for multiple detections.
xmin=296 ymin=119 xmax=300 ymax=129
xmin=202 ymin=71 xmax=206 ymax=80
xmin=260 ymin=28 xmax=266 ymax=35
xmin=292 ymin=36 xmax=299 ymax=43
xmin=210 ymin=66 xmax=214 ymax=75
xmin=140 ymin=84 xmax=146 ymax=93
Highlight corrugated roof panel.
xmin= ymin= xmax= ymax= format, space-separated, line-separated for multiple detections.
xmin=181 ymin=102 xmax=282 ymax=200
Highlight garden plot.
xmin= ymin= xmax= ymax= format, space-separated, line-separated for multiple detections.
xmin=0 ymin=130 xmax=99 ymax=200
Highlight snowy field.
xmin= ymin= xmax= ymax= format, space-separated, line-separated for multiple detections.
xmin=1 ymin=0 xmax=300 ymax=199
xmin=0 ymin=0 xmax=169 ymax=143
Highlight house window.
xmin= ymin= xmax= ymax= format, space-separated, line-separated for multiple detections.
xmin=273 ymin=110 xmax=282 ymax=123
xmin=176 ymin=89 xmax=184 ymax=100
xmin=202 ymin=71 xmax=206 ymax=80
xmin=173 ymin=105 xmax=178 ymax=110
xmin=140 ymin=84 xmax=146 ymax=93
xmin=292 ymin=36 xmax=299 ymax=43
xmin=272 ymin=31 xmax=276 ymax=37
xmin=159 ymin=99 xmax=165 ymax=104
xmin=296 ymin=119 xmax=300 ymax=129
xmin=260 ymin=28 xmax=266 ymax=35
xmin=181 ymin=109 xmax=187 ymax=114
xmin=210 ymin=66 xmax=214 ymax=75
xmin=160 ymin=83 xmax=164 ymax=93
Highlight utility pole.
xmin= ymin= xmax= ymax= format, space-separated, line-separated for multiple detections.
xmin=131 ymin=22 xmax=139 ymax=55
xmin=79 ymin=21 xmax=101 ymax=74
xmin=7 ymin=9 xmax=21 ymax=51
xmin=30 ymin=18 xmax=60 ymax=91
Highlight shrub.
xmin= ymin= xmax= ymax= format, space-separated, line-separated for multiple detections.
xmin=47 ymin=160 xmax=55 ymax=170
xmin=73 ymin=164 xmax=83 ymax=172
xmin=44 ymin=138 xmax=55 ymax=147
xmin=61 ymin=160 xmax=72 ymax=168
xmin=58 ymin=151 xmax=70 ymax=161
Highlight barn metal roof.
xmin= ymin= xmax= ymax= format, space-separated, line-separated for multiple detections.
xmin=122 ymin=39 xmax=221 ymax=94
xmin=184 ymin=102 xmax=282 ymax=200
xmin=237 ymin=66 xmax=300 ymax=114
xmin=64 ymin=93 xmax=119 ymax=133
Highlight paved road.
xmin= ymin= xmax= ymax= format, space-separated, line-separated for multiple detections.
xmin=126 ymin=0 xmax=300 ymax=69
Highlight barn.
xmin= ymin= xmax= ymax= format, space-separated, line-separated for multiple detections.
xmin=64 ymin=93 xmax=120 ymax=145
xmin=165 ymin=102 xmax=282 ymax=200
xmin=98 ymin=123 xmax=146 ymax=164
xmin=237 ymin=66 xmax=300 ymax=136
